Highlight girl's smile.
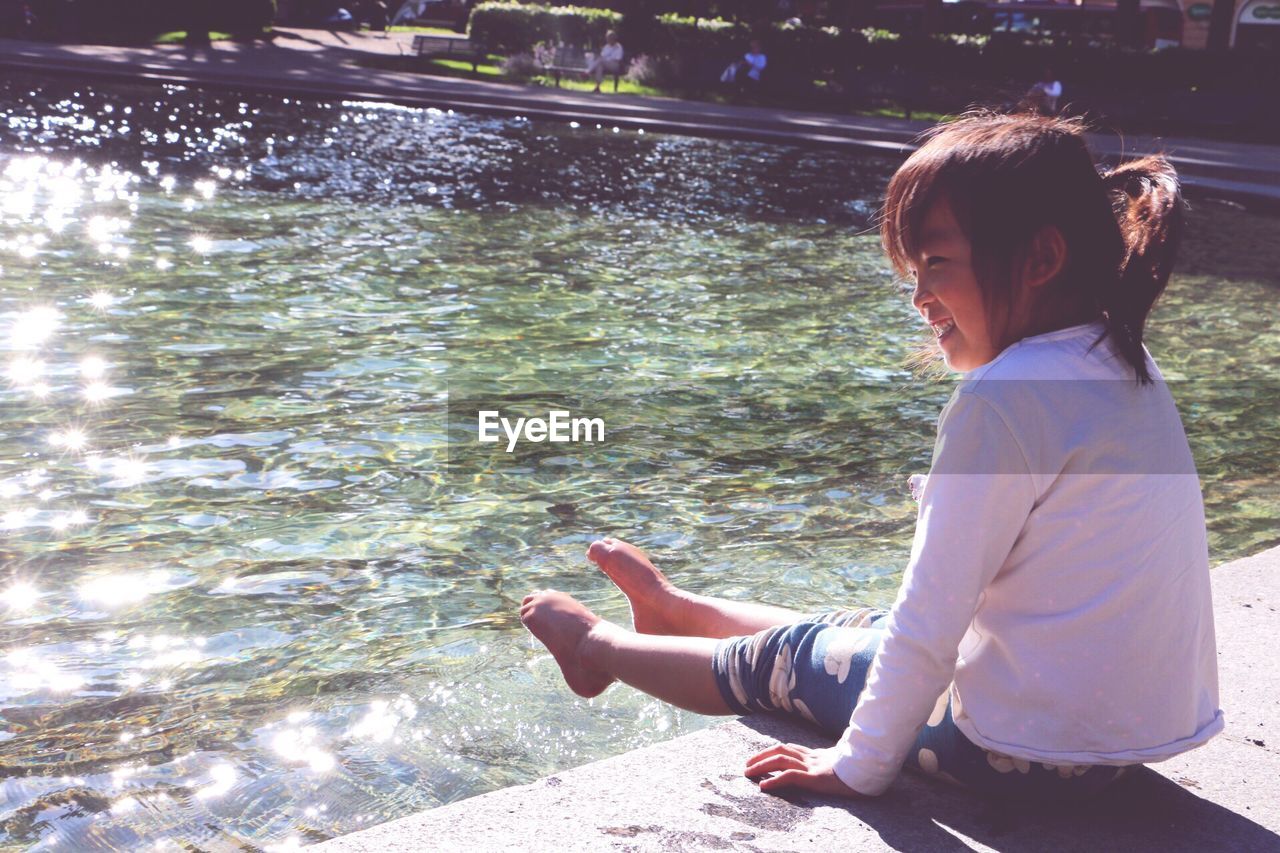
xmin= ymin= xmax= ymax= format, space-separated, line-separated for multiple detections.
xmin=908 ymin=198 xmax=999 ymax=373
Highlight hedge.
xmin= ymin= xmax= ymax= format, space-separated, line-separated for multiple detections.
xmin=468 ymin=2 xmax=623 ymax=52
xmin=469 ymin=3 xmax=1279 ymax=94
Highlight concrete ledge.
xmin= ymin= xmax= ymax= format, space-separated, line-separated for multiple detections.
xmin=317 ymin=546 xmax=1279 ymax=851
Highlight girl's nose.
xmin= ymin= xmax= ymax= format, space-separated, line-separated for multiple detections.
xmin=911 ymin=276 xmax=932 ymax=312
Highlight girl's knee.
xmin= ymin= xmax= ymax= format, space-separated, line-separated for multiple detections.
xmin=712 ymin=622 xmax=882 ymax=734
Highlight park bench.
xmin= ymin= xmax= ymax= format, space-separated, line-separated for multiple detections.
xmin=540 ymin=45 xmax=623 ymax=92
xmin=410 ymin=33 xmax=483 ymax=72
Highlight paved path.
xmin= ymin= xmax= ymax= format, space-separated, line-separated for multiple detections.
xmin=0 ymin=29 xmax=1276 ymax=207
xmin=324 ymin=545 xmax=1280 ymax=851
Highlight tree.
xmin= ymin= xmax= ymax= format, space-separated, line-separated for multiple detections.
xmin=923 ymin=0 xmax=943 ymax=35
xmin=1207 ymin=0 xmax=1235 ymax=50
xmin=1115 ymin=0 xmax=1142 ymax=48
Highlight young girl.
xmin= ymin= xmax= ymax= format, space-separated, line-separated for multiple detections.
xmin=520 ymin=113 xmax=1222 ymax=800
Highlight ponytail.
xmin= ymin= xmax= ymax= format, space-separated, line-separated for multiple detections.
xmin=1099 ymin=156 xmax=1184 ymax=384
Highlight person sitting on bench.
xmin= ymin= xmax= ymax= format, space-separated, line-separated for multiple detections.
xmin=587 ymin=31 xmax=625 ymax=93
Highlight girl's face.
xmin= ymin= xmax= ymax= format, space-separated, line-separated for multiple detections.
xmin=907 ymin=198 xmax=1000 ymax=373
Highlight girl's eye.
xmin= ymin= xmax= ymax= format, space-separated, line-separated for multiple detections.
xmin=926 ymin=256 xmax=946 ymax=267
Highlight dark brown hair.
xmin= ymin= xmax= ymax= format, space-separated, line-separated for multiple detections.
xmin=880 ymin=111 xmax=1183 ymax=383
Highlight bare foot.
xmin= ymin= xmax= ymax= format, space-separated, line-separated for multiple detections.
xmin=520 ymin=590 xmax=615 ymax=698
xmin=587 ymin=537 xmax=685 ymax=635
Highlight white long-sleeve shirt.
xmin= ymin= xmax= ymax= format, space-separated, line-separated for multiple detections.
xmin=832 ymin=321 xmax=1223 ymax=795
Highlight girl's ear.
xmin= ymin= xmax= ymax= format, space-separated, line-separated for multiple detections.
xmin=1022 ymin=225 xmax=1068 ymax=289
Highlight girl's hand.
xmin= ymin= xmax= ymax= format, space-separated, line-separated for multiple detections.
xmin=744 ymin=743 xmax=863 ymax=799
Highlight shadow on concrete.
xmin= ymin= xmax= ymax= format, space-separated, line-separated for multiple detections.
xmin=738 ymin=715 xmax=1277 ymax=852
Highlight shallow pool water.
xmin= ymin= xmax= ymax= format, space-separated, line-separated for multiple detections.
xmin=0 ymin=75 xmax=1277 ymax=850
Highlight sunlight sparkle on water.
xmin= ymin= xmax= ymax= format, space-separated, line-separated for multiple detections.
xmin=49 ymin=428 xmax=88 ymax=451
xmin=82 ymin=381 xmax=113 ymax=403
xmin=80 ymin=355 xmax=106 ymax=379
xmin=5 ymin=648 xmax=86 ymax=693
xmin=195 ymin=764 xmax=237 ymax=800
xmin=189 ymin=234 xmax=212 ymax=254
xmin=79 ymin=570 xmax=167 ymax=608
xmin=2 ymin=581 xmax=39 ymax=610
xmin=86 ymin=215 xmax=127 ymax=244
xmin=108 ymin=456 xmax=148 ymax=485
xmin=1 ymin=507 xmax=33 ymax=529
xmin=88 ymin=290 xmax=114 ymax=310
xmin=349 ymin=697 xmax=417 ymax=743
xmin=111 ymin=796 xmax=140 ymax=816
xmin=7 ymin=357 xmax=44 ymax=384
xmin=271 ymin=725 xmax=336 ymax=773
xmin=8 ymin=306 xmax=60 ymax=349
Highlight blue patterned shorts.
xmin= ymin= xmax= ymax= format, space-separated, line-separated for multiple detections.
xmin=712 ymin=608 xmax=1132 ymax=799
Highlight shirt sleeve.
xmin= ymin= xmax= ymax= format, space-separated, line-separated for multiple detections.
xmin=831 ymin=389 xmax=1037 ymax=795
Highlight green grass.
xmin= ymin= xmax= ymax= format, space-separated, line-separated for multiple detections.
xmin=529 ymin=74 xmax=665 ymax=98
xmin=428 ymin=57 xmax=504 ymax=78
xmin=865 ymin=106 xmax=952 ymax=123
xmin=154 ymin=30 xmax=233 ymax=44
xmin=419 ymin=58 xmax=664 ymax=97
xmin=389 ymin=25 xmax=465 ymax=36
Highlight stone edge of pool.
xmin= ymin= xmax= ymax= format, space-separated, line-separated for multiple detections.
xmin=315 ymin=544 xmax=1279 ymax=852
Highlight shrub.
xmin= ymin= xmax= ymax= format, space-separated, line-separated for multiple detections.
xmin=469 ymin=2 xmax=622 ymax=52
xmin=500 ymin=51 xmax=542 ymax=81
xmin=649 ymin=12 xmax=741 ymax=56
xmin=624 ymin=52 xmax=682 ymax=87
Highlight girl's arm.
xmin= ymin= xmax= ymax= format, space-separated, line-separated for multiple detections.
xmin=832 ymin=390 xmax=1036 ymax=795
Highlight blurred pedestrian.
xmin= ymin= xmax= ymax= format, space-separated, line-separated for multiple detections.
xmin=721 ymin=39 xmax=768 ymax=89
xmin=587 ymin=30 xmax=625 ymax=93
xmin=1022 ymin=67 xmax=1062 ymax=115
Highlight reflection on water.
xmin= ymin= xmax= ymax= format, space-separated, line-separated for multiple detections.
xmin=0 ymin=74 xmax=1277 ymax=850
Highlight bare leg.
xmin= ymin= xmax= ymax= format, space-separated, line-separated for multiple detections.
xmin=588 ymin=538 xmax=807 ymax=639
xmin=521 ymin=590 xmax=731 ymax=715
xmin=585 ymin=620 xmax=730 ymax=714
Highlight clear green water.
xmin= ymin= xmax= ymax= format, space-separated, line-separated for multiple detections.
xmin=0 ymin=76 xmax=1277 ymax=850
